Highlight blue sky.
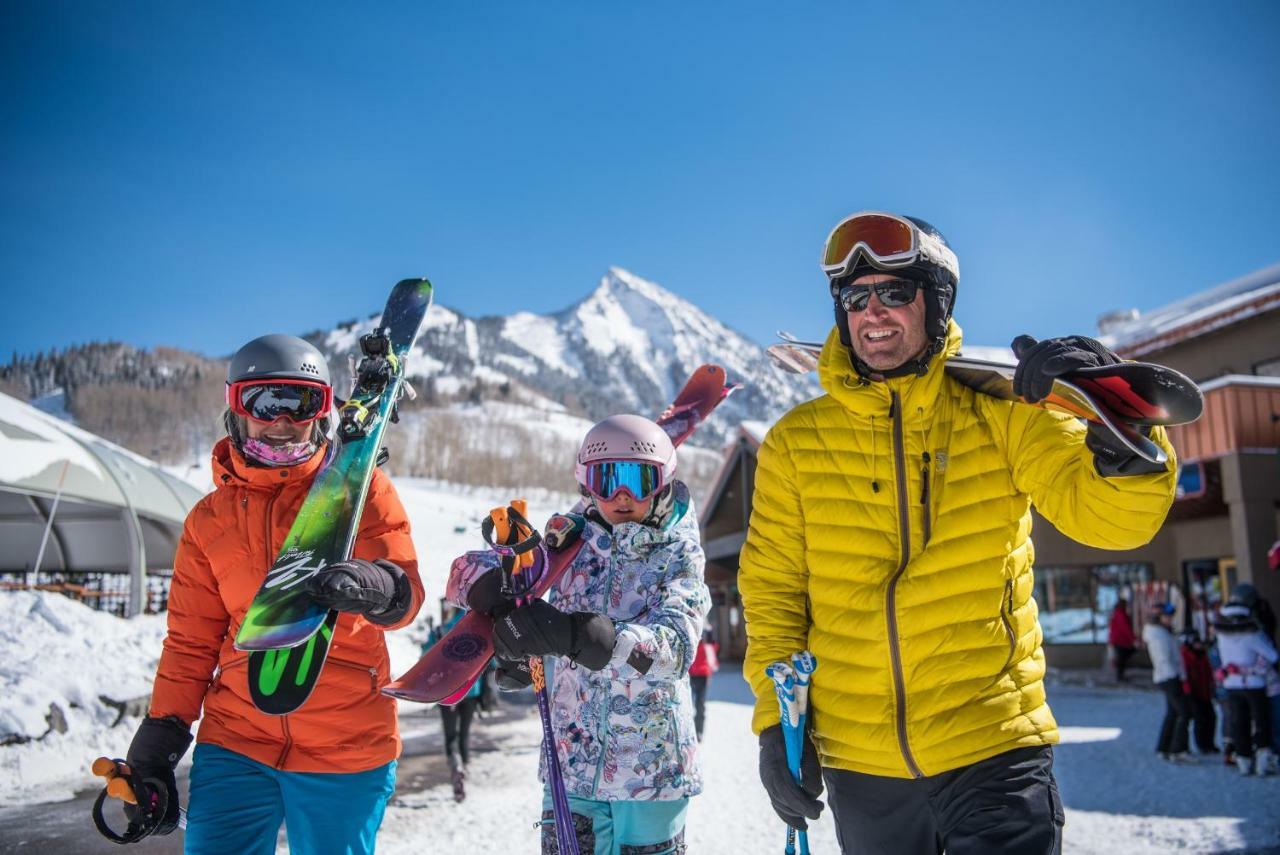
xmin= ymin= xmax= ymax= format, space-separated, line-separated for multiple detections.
xmin=2 ymin=2 xmax=1278 ymax=359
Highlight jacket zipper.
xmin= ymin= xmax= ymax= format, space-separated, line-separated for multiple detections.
xmin=1001 ymin=580 xmax=1016 ymax=672
xmin=592 ymin=535 xmax=618 ymax=796
xmin=920 ymin=451 xmax=932 ymax=547
xmin=887 ymin=392 xmax=924 ymax=779
xmin=330 ymin=655 xmax=380 ymax=692
xmin=276 ymin=715 xmax=292 ymax=767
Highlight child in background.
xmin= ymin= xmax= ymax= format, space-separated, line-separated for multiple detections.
xmin=689 ymin=623 xmax=721 ymax=741
xmin=448 ymin=414 xmax=710 ymax=854
xmin=1178 ymin=630 xmax=1218 ymax=755
xmin=1143 ymin=603 xmax=1193 ymax=763
xmin=1214 ymin=597 xmax=1279 ymax=776
xmin=423 ymin=604 xmax=485 ymax=802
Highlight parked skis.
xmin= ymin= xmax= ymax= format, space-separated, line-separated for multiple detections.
xmin=382 ymin=363 xmax=740 ymax=704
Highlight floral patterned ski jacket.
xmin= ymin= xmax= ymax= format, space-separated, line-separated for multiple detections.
xmin=447 ymin=482 xmax=710 ymax=801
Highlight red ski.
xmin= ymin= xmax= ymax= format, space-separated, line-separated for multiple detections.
xmin=382 ymin=364 xmax=739 ymax=705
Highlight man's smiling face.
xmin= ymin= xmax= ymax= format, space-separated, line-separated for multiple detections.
xmin=845 ymin=273 xmax=930 ymax=373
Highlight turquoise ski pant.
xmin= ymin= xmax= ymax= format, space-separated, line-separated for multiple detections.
xmin=541 ymin=791 xmax=689 ymax=854
xmin=184 ymin=743 xmax=397 ymax=855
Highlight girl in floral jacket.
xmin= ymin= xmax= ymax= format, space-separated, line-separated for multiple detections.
xmin=447 ymin=414 xmax=710 ymax=854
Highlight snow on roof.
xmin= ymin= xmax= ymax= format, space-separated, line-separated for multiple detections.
xmin=0 ymin=392 xmax=206 ymax=522
xmin=1098 ymin=262 xmax=1280 ymax=356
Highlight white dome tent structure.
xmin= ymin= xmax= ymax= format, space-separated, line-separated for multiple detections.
xmin=0 ymin=391 xmax=206 ymax=616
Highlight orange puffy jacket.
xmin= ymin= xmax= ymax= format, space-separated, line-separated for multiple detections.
xmin=148 ymin=438 xmax=422 ymax=773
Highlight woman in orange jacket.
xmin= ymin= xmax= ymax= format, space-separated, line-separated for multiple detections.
xmin=117 ymin=334 xmax=422 ymax=853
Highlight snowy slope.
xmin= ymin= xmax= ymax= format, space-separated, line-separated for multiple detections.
xmin=309 ymin=267 xmax=820 ymax=452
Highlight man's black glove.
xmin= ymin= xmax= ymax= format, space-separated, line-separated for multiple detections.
xmin=759 ymin=723 xmax=824 ymax=830
xmin=124 ymin=716 xmax=192 ymax=836
xmin=306 ymin=558 xmax=412 ymax=625
xmin=493 ymin=600 xmax=616 ymax=671
xmin=1011 ymin=334 xmax=1120 ymax=403
xmin=465 ymin=567 xmax=509 ymax=618
xmin=1084 ymin=421 xmax=1168 ymax=477
xmin=494 ymin=655 xmax=534 ymax=691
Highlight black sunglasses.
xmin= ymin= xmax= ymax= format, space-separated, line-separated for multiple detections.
xmin=836 ymin=279 xmax=921 ymax=313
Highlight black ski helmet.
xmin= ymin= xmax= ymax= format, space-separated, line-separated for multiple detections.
xmin=223 ymin=334 xmax=332 ymax=453
xmin=227 ymin=334 xmax=331 ymax=386
xmin=824 ymin=213 xmax=960 ymax=378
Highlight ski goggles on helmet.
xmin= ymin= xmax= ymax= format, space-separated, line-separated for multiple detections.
xmin=579 ymin=460 xmax=665 ymax=502
xmin=821 ymin=212 xmax=920 ymax=279
xmin=227 ymin=379 xmax=332 ymax=424
xmin=836 ymin=278 xmax=922 ymax=313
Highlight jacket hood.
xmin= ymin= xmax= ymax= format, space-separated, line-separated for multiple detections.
xmin=817 ymin=318 xmax=965 ymax=417
xmin=211 ymin=436 xmax=329 ymax=491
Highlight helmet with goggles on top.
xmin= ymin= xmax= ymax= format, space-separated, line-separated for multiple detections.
xmin=224 ymin=334 xmax=333 ymax=466
xmin=821 ymin=210 xmax=960 ymax=378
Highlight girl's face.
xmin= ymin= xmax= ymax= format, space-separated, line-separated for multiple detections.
xmin=593 ymin=490 xmax=653 ymax=526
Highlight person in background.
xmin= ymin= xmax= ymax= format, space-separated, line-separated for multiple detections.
xmin=1109 ymin=598 xmax=1137 ymax=683
xmin=1214 ymin=594 xmax=1279 ymax=776
xmin=1178 ymin=630 xmax=1218 ymax=755
xmin=423 ymin=603 xmax=485 ymax=802
xmin=689 ymin=622 xmax=721 ymax=741
xmin=1143 ymin=603 xmax=1193 ymax=763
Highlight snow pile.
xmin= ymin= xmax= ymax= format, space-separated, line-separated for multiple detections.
xmin=0 ymin=591 xmax=171 ymax=803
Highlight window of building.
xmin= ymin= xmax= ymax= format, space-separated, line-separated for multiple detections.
xmin=1254 ymin=356 xmax=1280 ymax=377
xmin=1035 ymin=563 xmax=1152 ymax=644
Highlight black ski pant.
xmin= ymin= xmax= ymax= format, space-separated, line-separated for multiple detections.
xmin=689 ymin=676 xmax=708 ymax=739
xmin=1113 ymin=645 xmax=1135 ymax=682
xmin=1226 ymin=689 xmax=1272 ymax=758
xmin=1155 ymin=679 xmax=1191 ymax=755
xmin=823 ymin=745 xmax=1063 ymax=855
xmin=1188 ymin=696 xmax=1218 ymax=753
xmin=440 ymin=696 xmax=479 ymax=767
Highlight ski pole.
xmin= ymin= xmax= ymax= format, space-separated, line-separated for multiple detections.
xmin=91 ymin=756 xmax=186 ymax=843
xmin=789 ymin=651 xmax=817 ymax=855
xmin=766 ymin=661 xmax=802 ymax=855
xmin=490 ymin=504 xmax=579 ymax=855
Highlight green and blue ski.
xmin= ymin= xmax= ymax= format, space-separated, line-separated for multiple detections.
xmin=236 ymin=277 xmax=433 ymax=715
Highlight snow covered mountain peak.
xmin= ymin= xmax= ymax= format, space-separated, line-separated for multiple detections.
xmin=311 ymin=267 xmax=819 ymax=447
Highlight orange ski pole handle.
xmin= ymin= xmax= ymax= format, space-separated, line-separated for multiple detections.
xmin=509 ymin=499 xmax=536 ymax=572
xmin=91 ymin=757 xmax=140 ymax=804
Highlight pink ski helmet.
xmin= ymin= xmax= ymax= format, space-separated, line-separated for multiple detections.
xmin=575 ymin=414 xmax=677 ymax=501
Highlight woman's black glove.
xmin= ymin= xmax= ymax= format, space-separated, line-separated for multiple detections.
xmin=306 ymin=558 xmax=412 ymax=625
xmin=124 ymin=716 xmax=192 ymax=836
xmin=493 ymin=600 xmax=616 ymax=671
xmin=1011 ymin=334 xmax=1120 ymax=403
xmin=758 ymin=723 xmax=824 ymax=830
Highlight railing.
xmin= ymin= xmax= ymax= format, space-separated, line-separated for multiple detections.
xmin=0 ymin=571 xmax=173 ymax=616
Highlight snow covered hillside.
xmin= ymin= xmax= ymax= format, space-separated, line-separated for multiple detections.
xmin=313 ymin=267 xmax=820 ymax=453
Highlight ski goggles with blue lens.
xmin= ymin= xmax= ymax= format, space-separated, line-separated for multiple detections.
xmin=836 ymin=278 xmax=921 ymax=313
xmin=227 ymin=380 xmax=332 ymax=424
xmin=580 ymin=460 xmax=665 ymax=501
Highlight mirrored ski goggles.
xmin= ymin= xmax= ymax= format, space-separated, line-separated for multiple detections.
xmin=227 ymin=380 xmax=332 ymax=424
xmin=581 ymin=460 xmax=665 ymax=501
xmin=821 ymin=212 xmax=919 ymax=279
xmin=836 ymin=279 xmax=922 ymax=313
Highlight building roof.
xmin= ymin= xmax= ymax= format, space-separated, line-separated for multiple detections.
xmin=1099 ymin=262 xmax=1280 ymax=358
xmin=0 ymin=392 xmax=207 ymax=574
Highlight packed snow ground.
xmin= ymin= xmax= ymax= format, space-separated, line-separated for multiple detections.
xmin=3 ymin=475 xmax=1279 ymax=852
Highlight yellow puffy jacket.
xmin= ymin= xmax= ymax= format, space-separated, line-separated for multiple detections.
xmin=740 ymin=322 xmax=1176 ymax=778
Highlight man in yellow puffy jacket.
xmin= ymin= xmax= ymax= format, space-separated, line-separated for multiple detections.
xmin=740 ymin=211 xmax=1177 ymax=854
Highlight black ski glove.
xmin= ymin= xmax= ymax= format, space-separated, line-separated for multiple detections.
xmin=306 ymin=558 xmax=412 ymax=625
xmin=1084 ymin=422 xmax=1168 ymax=477
xmin=124 ymin=716 xmax=192 ymax=836
xmin=759 ymin=723 xmax=824 ymax=830
xmin=494 ymin=655 xmax=535 ymax=692
xmin=1011 ymin=334 xmax=1120 ymax=403
xmin=493 ymin=600 xmax=617 ymax=671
